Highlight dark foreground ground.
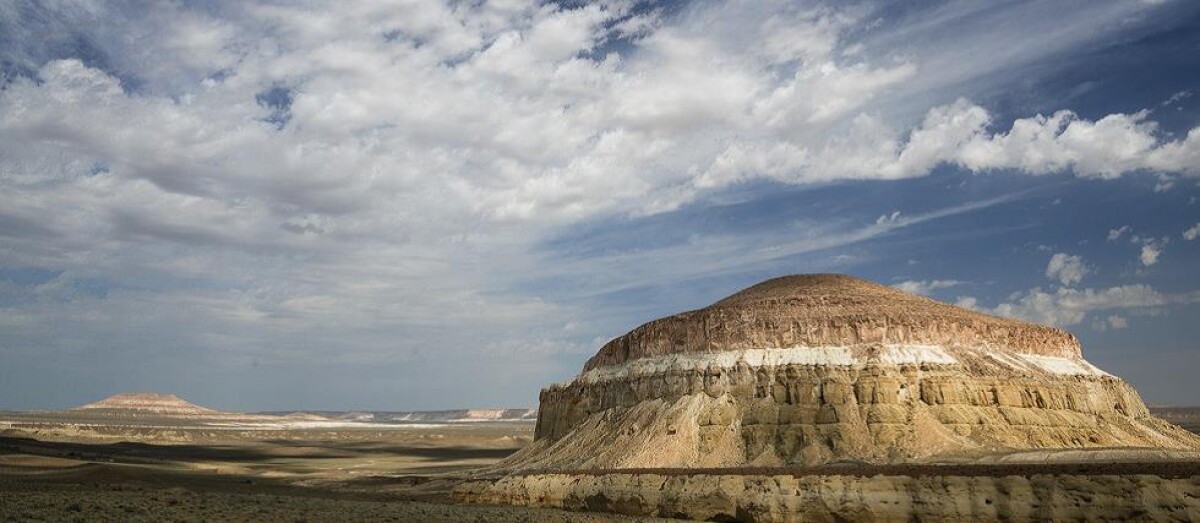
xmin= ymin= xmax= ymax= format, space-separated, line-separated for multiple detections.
xmin=0 ymin=477 xmax=660 ymax=522
xmin=2 ymin=408 xmax=1198 ymax=522
xmin=0 ymin=420 xmax=678 ymax=522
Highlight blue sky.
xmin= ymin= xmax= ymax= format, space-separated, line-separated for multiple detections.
xmin=1 ymin=0 xmax=1198 ymax=411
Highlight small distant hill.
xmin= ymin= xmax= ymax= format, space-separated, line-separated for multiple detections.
xmin=72 ymin=392 xmax=232 ymax=418
xmin=70 ymin=393 xmax=535 ymax=423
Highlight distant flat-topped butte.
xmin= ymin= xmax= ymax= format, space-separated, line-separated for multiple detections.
xmin=496 ymin=274 xmax=1200 ymax=472
xmin=72 ymin=392 xmax=223 ymax=417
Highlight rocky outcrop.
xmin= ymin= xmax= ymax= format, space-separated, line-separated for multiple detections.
xmin=584 ymin=274 xmax=1081 ymax=371
xmin=72 ymin=393 xmax=223 ymax=417
xmin=497 ymin=275 xmax=1200 ymax=471
xmin=456 ymin=471 xmax=1200 ymax=522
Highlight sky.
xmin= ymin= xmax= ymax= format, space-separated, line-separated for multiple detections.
xmin=1 ymin=0 xmax=1199 ymax=411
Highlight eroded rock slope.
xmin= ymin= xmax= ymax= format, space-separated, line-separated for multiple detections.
xmin=499 ymin=274 xmax=1200 ymax=471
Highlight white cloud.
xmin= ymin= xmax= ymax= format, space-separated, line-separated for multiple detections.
xmin=0 ymin=0 xmax=1195 ymax=407
xmin=1108 ymin=225 xmax=1131 ymax=241
xmin=1107 ymin=314 xmax=1128 ymax=330
xmin=1141 ymin=242 xmax=1163 ymax=266
xmin=706 ymin=98 xmax=1200 ymax=189
xmin=892 ymin=279 xmax=962 ymax=296
xmin=1045 ymin=252 xmax=1089 ymax=286
xmin=4 ymin=3 xmax=1194 ymax=233
xmin=1161 ymin=90 xmax=1191 ymax=107
xmin=529 ymin=195 xmax=1018 ymax=301
xmin=1184 ymin=223 xmax=1200 ymax=241
xmin=938 ymin=104 xmax=1200 ymax=180
xmin=1153 ymin=175 xmax=1175 ymax=193
xmin=875 ymin=211 xmax=902 ymax=225
xmin=963 ymin=284 xmax=1198 ymax=327
xmin=1090 ymin=314 xmax=1129 ymax=332
xmin=956 ymin=110 xmax=1154 ymax=178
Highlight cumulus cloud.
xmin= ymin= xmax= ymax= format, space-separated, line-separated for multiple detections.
xmin=1184 ymin=223 xmax=1200 ymax=241
xmin=820 ymin=101 xmax=1200 ymax=183
xmin=1124 ymin=235 xmax=1169 ymax=267
xmin=892 ymin=279 xmax=961 ymax=296
xmin=1108 ymin=225 xmax=1131 ymax=241
xmin=1107 ymin=315 xmax=1128 ymax=330
xmin=699 ymin=98 xmax=1200 ymax=191
xmin=1094 ymin=311 xmax=1128 ymax=333
xmin=1140 ymin=241 xmax=1165 ymax=266
xmin=4 ymin=3 xmax=1194 ymax=236
xmin=1045 ymin=253 xmax=1089 ymax=286
xmin=0 ymin=0 xmax=1195 ymax=407
xmin=1090 ymin=314 xmax=1129 ymax=332
xmin=962 ymin=285 xmax=1199 ymax=327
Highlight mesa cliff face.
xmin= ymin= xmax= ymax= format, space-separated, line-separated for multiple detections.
xmin=456 ymin=471 xmax=1200 ymax=521
xmin=499 ymin=275 xmax=1200 ymax=471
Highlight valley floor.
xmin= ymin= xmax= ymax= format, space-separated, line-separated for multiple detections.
xmin=2 ymin=408 xmax=1199 ymax=521
xmin=0 ymin=419 xmax=677 ymax=522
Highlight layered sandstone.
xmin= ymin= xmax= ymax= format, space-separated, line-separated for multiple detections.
xmin=499 ymin=275 xmax=1200 ymax=471
xmin=457 ymin=470 xmax=1200 ymax=522
xmin=72 ymin=393 xmax=223 ymax=417
xmin=584 ymin=274 xmax=1081 ymax=370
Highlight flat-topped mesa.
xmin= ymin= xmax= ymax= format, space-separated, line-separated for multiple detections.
xmin=73 ymin=392 xmax=222 ymax=417
xmin=583 ymin=274 xmax=1079 ymax=372
xmin=495 ymin=274 xmax=1200 ymax=472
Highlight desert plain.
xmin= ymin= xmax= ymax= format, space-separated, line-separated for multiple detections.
xmin=7 ymin=277 xmax=1200 ymax=522
xmin=0 ymin=398 xmax=670 ymax=522
xmin=1 ymin=402 xmax=1199 ymax=521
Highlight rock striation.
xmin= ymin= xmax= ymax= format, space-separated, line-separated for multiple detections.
xmin=499 ymin=274 xmax=1200 ymax=471
xmin=72 ymin=393 xmax=224 ymax=418
xmin=456 ymin=470 xmax=1200 ymax=521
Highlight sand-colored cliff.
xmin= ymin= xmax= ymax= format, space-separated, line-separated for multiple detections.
xmin=457 ymin=469 xmax=1200 ymax=522
xmin=72 ymin=393 xmax=224 ymax=417
xmin=499 ymin=275 xmax=1200 ymax=471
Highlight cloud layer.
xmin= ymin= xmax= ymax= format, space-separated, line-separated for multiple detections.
xmin=1 ymin=0 xmax=1198 ymax=408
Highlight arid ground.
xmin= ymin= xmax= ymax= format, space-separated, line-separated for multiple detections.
xmin=0 ymin=413 xmax=676 ymax=522
xmin=2 ymin=407 xmax=1198 ymax=521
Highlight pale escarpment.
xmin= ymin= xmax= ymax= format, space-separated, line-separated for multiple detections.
xmin=392 ymin=409 xmax=538 ymax=422
xmin=455 ymin=472 xmax=1200 ymax=522
xmin=499 ymin=275 xmax=1200 ymax=472
xmin=257 ymin=409 xmax=537 ymax=422
xmin=514 ymin=363 xmax=1193 ymax=471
